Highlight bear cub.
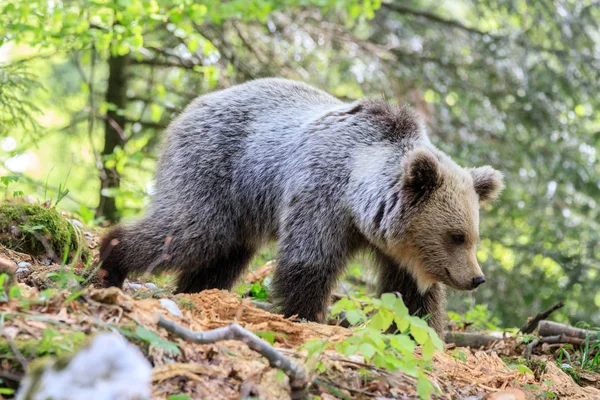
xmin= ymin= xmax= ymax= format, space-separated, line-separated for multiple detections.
xmin=99 ymin=78 xmax=504 ymax=336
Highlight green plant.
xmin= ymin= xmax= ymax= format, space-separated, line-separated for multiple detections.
xmin=0 ymin=202 xmax=90 ymax=262
xmin=535 ymin=380 xmax=558 ymax=399
xmin=579 ymin=332 xmax=600 ymax=372
xmin=131 ymin=326 xmax=180 ymax=356
xmin=303 ymin=293 xmax=443 ymax=399
xmin=448 ymin=303 xmax=500 ymax=331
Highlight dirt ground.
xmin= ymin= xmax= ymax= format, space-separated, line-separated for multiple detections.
xmin=1 ymin=243 xmax=600 ymax=400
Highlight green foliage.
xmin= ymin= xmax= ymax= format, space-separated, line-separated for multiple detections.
xmin=167 ymin=395 xmax=192 ymax=400
xmin=133 ymin=325 xmax=181 ymax=356
xmin=0 ymin=202 xmax=90 ymax=263
xmin=0 ymin=63 xmax=42 ymax=137
xmin=248 ymin=280 xmax=269 ymax=301
xmin=502 ymin=358 xmax=552 ymax=396
xmin=254 ymin=330 xmax=287 ymax=345
xmin=305 ymin=293 xmax=443 ymax=399
xmin=555 ymin=329 xmax=600 ymax=377
xmin=447 ymin=303 xmax=501 ymax=331
xmin=0 ymin=327 xmax=86 ymax=361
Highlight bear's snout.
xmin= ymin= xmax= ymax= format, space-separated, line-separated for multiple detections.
xmin=471 ymin=276 xmax=486 ymax=289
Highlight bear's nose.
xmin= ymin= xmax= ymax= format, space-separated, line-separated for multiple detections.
xmin=472 ymin=276 xmax=486 ymax=288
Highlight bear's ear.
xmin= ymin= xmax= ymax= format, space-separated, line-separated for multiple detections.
xmin=469 ymin=166 xmax=505 ymax=203
xmin=402 ymin=147 xmax=442 ymax=198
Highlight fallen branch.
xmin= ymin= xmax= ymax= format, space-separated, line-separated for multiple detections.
xmin=444 ymin=332 xmax=500 ymax=348
xmin=538 ymin=321 xmax=600 ymax=341
xmin=520 ymin=301 xmax=564 ymax=334
xmin=524 ymin=334 xmax=588 ymax=360
xmin=250 ymin=300 xmax=274 ymax=312
xmin=158 ymin=315 xmax=308 ymax=399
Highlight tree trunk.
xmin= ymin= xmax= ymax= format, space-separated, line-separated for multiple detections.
xmin=96 ymin=53 xmax=128 ymax=223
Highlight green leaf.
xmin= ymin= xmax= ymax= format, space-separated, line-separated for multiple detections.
xmin=135 ymin=326 xmax=180 ymax=355
xmin=344 ymin=309 xmax=363 ymax=325
xmin=167 ymin=395 xmax=192 ymax=400
xmin=0 ymin=175 xmax=19 ymax=187
xmin=428 ymin=327 xmax=444 ymax=351
xmin=515 ymin=364 xmax=534 ymax=375
xmin=331 ymin=297 xmax=354 ymax=315
xmin=255 ymin=331 xmax=275 ymax=345
xmin=341 ymin=344 xmax=358 ymax=357
xmin=416 ymin=373 xmax=433 ymax=399
xmin=275 ymin=369 xmax=286 ymax=382
xmin=422 ymin=338 xmax=435 ymax=360
xmin=8 ymin=285 xmax=21 ymax=299
xmin=381 ymin=292 xmax=397 ymax=308
xmin=369 ymin=308 xmax=393 ymax=331
xmin=359 ymin=342 xmax=376 ymax=359
xmin=410 ymin=325 xmax=429 ymax=345
xmin=390 ymin=334 xmax=415 ymax=354
xmin=393 ymin=299 xmax=409 ymax=319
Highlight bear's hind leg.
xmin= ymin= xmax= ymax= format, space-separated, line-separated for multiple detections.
xmin=99 ymin=219 xmax=175 ymax=288
xmin=174 ymin=244 xmax=255 ymax=294
xmin=374 ymin=252 xmax=447 ymax=338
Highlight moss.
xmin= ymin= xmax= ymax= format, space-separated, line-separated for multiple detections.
xmin=0 ymin=202 xmax=90 ymax=262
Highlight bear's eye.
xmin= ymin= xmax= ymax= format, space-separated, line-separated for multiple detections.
xmin=450 ymin=233 xmax=466 ymax=245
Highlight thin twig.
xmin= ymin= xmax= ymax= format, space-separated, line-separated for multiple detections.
xmin=158 ymin=315 xmax=309 ymax=399
xmin=0 ymin=369 xmax=23 ymax=381
xmin=2 ymin=332 xmax=28 ymax=369
xmin=520 ymin=301 xmax=564 ymax=334
xmin=524 ymin=333 xmax=589 ymax=360
xmin=524 ymin=338 xmax=540 ymax=360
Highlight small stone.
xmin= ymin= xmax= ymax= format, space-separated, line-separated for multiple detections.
xmin=486 ymin=388 xmax=526 ymax=400
xmin=17 ymin=261 xmax=32 ymax=267
xmin=16 ymin=267 xmax=30 ymax=274
xmin=126 ymin=283 xmax=143 ymax=290
xmin=144 ymin=282 xmax=157 ymax=290
xmin=159 ymin=298 xmax=183 ymax=318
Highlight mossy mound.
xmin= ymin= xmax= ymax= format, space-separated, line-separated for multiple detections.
xmin=0 ymin=202 xmax=90 ymax=263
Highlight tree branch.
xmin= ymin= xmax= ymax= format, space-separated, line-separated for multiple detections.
xmin=158 ymin=316 xmax=308 ymax=399
xmin=444 ymin=331 xmax=499 ymax=348
xmin=381 ymin=3 xmax=491 ymax=36
xmin=538 ymin=321 xmax=600 ymax=341
xmin=520 ymin=301 xmax=565 ymax=334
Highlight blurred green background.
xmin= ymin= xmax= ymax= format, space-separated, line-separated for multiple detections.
xmin=1 ymin=0 xmax=599 ymax=328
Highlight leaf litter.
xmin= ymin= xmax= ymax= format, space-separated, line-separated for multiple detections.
xmin=0 ymin=244 xmax=599 ymax=399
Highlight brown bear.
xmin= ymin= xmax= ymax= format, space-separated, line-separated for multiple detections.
xmin=98 ymin=78 xmax=504 ymax=336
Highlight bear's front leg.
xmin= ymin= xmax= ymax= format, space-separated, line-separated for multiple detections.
xmin=374 ymin=252 xmax=447 ymax=338
xmin=273 ymin=201 xmax=355 ymax=322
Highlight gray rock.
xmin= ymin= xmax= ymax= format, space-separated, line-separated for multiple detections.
xmin=144 ymin=282 xmax=157 ymax=290
xmin=16 ymin=267 xmax=30 ymax=274
xmin=159 ymin=298 xmax=183 ymax=318
xmin=16 ymin=332 xmax=152 ymax=400
xmin=17 ymin=261 xmax=32 ymax=267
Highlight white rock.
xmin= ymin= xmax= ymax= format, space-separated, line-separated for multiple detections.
xmin=127 ymin=283 xmax=143 ymax=290
xmin=16 ymin=332 xmax=152 ymax=400
xmin=16 ymin=267 xmax=30 ymax=274
xmin=17 ymin=261 xmax=32 ymax=267
xmin=144 ymin=282 xmax=157 ymax=290
xmin=160 ymin=298 xmax=183 ymax=318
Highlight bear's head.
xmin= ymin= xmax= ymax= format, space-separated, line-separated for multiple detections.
xmin=390 ymin=147 xmax=504 ymax=293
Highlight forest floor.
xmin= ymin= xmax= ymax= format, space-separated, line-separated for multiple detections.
xmin=1 ymin=231 xmax=600 ymax=399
